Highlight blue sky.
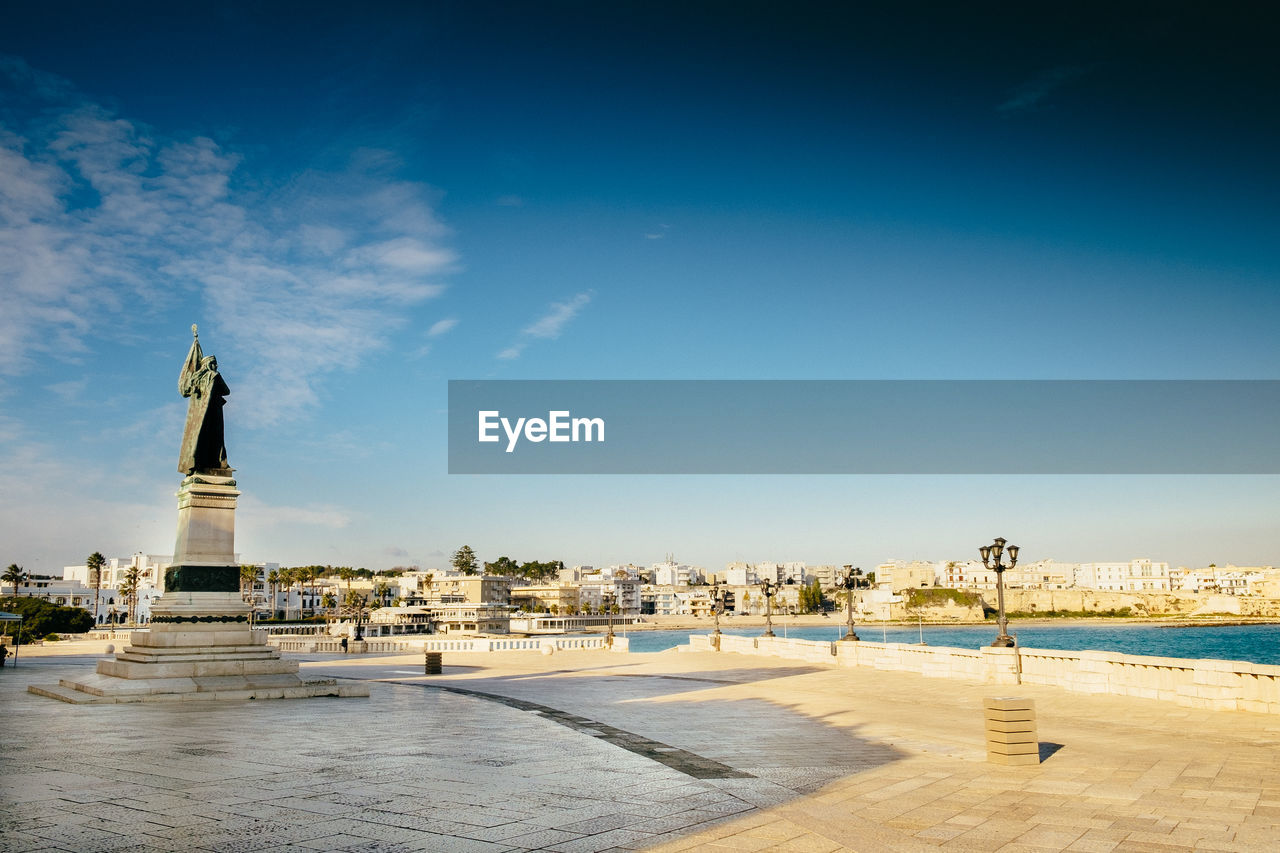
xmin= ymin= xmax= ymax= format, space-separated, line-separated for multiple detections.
xmin=2 ymin=2 xmax=1278 ymax=574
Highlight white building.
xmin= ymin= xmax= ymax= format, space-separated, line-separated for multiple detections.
xmin=652 ymin=560 xmax=702 ymax=586
xmin=64 ymin=553 xmax=170 ymax=590
xmin=724 ymin=563 xmax=755 ymax=586
xmin=1074 ymin=560 xmax=1171 ymax=592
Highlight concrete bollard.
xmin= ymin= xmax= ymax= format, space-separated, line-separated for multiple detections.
xmin=983 ymin=697 xmax=1040 ymax=766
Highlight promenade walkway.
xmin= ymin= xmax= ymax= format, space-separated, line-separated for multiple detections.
xmin=3 ymin=644 xmax=1280 ymax=851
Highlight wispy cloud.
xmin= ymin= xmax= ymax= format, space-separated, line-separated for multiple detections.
xmin=998 ymin=64 xmax=1094 ymax=113
xmin=427 ymin=317 xmax=458 ymax=337
xmin=0 ymin=57 xmax=456 ymax=424
xmin=46 ymin=378 xmax=87 ymax=401
xmin=239 ymin=496 xmax=351 ymax=529
xmin=497 ymin=291 xmax=593 ymax=360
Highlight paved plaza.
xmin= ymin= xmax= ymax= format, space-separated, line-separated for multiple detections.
xmin=4 ymin=644 xmax=1280 ymax=852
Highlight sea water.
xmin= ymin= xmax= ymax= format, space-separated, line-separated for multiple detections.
xmin=621 ymin=621 xmax=1280 ymax=664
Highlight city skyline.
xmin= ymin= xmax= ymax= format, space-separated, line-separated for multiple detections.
xmin=2 ymin=3 xmax=1278 ymax=574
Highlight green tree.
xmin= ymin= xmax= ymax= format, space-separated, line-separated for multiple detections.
xmin=452 ymin=545 xmax=479 ymax=575
xmin=267 ymin=568 xmax=281 ymax=618
xmin=322 ymin=591 xmax=337 ymax=622
xmin=121 ymin=564 xmax=142 ymax=625
xmin=290 ymin=566 xmax=320 ymax=616
xmin=3 ymin=564 xmax=25 ymax=597
xmin=86 ymin=552 xmax=106 ymax=625
xmin=798 ymin=579 xmax=825 ymax=613
xmin=484 ymin=556 xmax=520 ymax=577
xmin=277 ymin=567 xmax=293 ymax=619
xmin=337 ymin=566 xmax=356 ymax=599
xmin=0 ymin=596 xmax=94 ymax=644
xmin=240 ymin=564 xmax=258 ymax=605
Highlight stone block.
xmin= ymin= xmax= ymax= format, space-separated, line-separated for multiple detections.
xmin=983 ymin=701 xmax=1034 ymax=717
xmin=984 ymin=718 xmax=1037 ymax=733
xmin=986 ymin=729 xmax=1039 ymax=745
xmin=987 ymin=751 xmax=1041 ymax=766
xmin=986 ymin=739 xmax=1040 ymax=756
xmin=983 ymin=697 xmax=1033 ymax=711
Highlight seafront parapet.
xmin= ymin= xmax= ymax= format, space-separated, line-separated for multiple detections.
xmin=688 ymin=633 xmax=1280 ymax=714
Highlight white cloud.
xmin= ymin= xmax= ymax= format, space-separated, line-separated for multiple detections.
xmin=241 ymin=497 xmax=351 ymax=529
xmin=46 ymin=378 xmax=87 ymax=401
xmin=496 ymin=291 xmax=593 ymax=360
xmin=0 ymin=59 xmax=456 ymax=425
xmin=427 ymin=317 xmax=458 ymax=337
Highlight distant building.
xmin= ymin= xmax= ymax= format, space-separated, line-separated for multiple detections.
xmin=1074 ymin=560 xmax=1171 ymax=592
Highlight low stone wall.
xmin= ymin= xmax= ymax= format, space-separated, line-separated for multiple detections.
xmin=267 ymin=634 xmax=629 ymax=654
xmin=689 ymin=633 xmax=1280 ymax=714
xmin=421 ymin=636 xmax=629 ymax=653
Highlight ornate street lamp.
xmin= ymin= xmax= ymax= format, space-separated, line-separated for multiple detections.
xmin=605 ymin=592 xmax=615 ymax=647
xmin=759 ymin=578 xmax=779 ymax=638
xmin=979 ymin=537 xmax=1020 ymax=647
xmin=711 ymin=581 xmax=725 ymax=648
xmin=839 ymin=565 xmax=863 ymax=641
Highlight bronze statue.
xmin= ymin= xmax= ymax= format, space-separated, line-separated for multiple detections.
xmin=178 ymin=325 xmax=231 ymax=476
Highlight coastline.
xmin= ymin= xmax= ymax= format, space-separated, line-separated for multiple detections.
xmin=597 ymin=613 xmax=1280 ymax=632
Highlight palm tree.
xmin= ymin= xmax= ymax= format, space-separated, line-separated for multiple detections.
xmin=305 ymin=566 xmax=322 ymax=617
xmin=3 ymin=564 xmax=25 ymax=597
xmin=120 ymin=565 xmax=141 ymax=625
xmin=267 ymin=569 xmax=280 ymax=619
xmin=278 ymin=567 xmax=295 ymax=619
xmin=239 ymin=564 xmax=256 ymax=601
xmin=337 ymin=566 xmax=355 ymax=602
xmin=322 ymin=592 xmax=337 ymax=625
xmin=87 ymin=552 xmax=106 ymax=625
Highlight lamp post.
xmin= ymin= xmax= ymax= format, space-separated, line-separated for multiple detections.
xmin=839 ymin=565 xmax=863 ymax=641
xmin=605 ymin=592 xmax=615 ymax=647
xmin=711 ymin=581 xmax=724 ymax=649
xmin=979 ymin=537 xmax=1019 ymax=647
xmin=759 ymin=578 xmax=779 ymax=638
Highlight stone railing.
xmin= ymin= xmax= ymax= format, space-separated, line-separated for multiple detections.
xmin=267 ymin=634 xmax=629 ymax=654
xmin=89 ymin=629 xmax=150 ymax=641
xmin=268 ymin=636 xmax=409 ymax=654
xmin=689 ymin=634 xmax=1280 ymax=714
xmin=1017 ymin=647 xmax=1280 ymax=713
xmin=420 ymin=635 xmax=629 ymax=653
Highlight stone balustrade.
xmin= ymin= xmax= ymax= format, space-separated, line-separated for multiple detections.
xmin=688 ymin=633 xmax=1280 ymax=714
xmin=267 ymin=634 xmax=629 ymax=654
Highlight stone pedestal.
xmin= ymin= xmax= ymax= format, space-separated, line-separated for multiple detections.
xmin=983 ymin=697 xmax=1040 ymax=766
xmin=31 ymin=474 xmax=367 ymax=704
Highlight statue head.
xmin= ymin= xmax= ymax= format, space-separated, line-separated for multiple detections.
xmin=201 ymin=355 xmax=218 ymax=371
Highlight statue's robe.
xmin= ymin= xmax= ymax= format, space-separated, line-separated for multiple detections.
xmin=178 ymin=339 xmax=231 ymax=475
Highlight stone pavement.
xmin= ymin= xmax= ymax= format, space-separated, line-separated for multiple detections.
xmin=4 ymin=645 xmax=1280 ymax=852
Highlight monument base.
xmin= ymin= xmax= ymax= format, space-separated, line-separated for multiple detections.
xmin=29 ymin=615 xmax=369 ymax=703
xmin=31 ymin=570 xmax=369 ymax=703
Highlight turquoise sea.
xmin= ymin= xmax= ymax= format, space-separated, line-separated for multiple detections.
xmin=619 ymin=622 xmax=1280 ymax=664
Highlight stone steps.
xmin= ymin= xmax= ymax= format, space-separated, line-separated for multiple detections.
xmin=29 ymin=678 xmax=365 ymax=704
xmin=117 ymin=646 xmax=280 ymax=663
xmin=98 ymin=657 xmax=300 ymax=680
